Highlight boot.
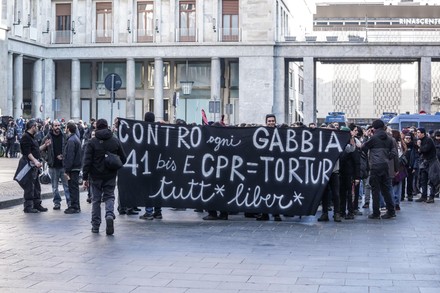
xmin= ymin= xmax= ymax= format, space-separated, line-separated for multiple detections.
xmin=426 ymin=197 xmax=435 ymax=203
xmin=317 ymin=213 xmax=329 ymax=222
xmin=333 ymin=213 xmax=342 ymax=222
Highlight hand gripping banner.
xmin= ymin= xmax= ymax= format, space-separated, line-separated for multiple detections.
xmin=117 ymin=118 xmax=350 ymax=216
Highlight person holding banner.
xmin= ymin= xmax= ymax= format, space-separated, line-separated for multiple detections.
xmin=256 ymin=114 xmax=282 ymax=222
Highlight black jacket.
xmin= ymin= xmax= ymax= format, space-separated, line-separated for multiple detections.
xmin=41 ymin=130 xmax=66 ymax=167
xmin=361 ymin=128 xmax=398 ymax=171
xmin=82 ymin=128 xmax=127 ymax=180
xmin=418 ymin=135 xmax=437 ymax=162
xmin=64 ymin=133 xmax=82 ymax=173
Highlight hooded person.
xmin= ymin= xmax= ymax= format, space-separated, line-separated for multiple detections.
xmin=82 ymin=118 xmax=127 ymax=235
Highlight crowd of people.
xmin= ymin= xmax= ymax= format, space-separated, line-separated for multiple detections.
xmin=7 ymin=113 xmax=440 ymax=235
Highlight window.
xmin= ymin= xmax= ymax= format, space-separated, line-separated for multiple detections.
xmin=222 ymin=0 xmax=239 ymax=42
xmin=229 ymin=62 xmax=239 ymax=88
xmin=179 ymin=1 xmax=196 ymax=42
xmin=147 ymin=62 xmax=170 ymax=89
xmin=55 ymin=3 xmax=71 ymax=44
xmin=80 ymin=63 xmax=92 ymax=89
xmin=298 ymin=76 xmax=304 ymax=94
xmin=96 ymin=2 xmax=112 ymax=43
xmin=176 ymin=62 xmax=211 ymax=88
xmin=137 ymin=1 xmax=154 ymax=42
xmin=96 ymin=62 xmax=143 ymax=89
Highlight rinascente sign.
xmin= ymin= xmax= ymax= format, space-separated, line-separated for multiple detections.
xmin=117 ymin=118 xmax=350 ymax=216
xmin=399 ymin=18 xmax=440 ymax=25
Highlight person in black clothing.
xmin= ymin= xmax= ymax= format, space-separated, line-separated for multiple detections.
xmin=362 ymin=119 xmax=398 ymax=219
xmin=415 ymin=127 xmax=437 ymax=203
xmin=16 ymin=119 xmax=51 ymax=213
xmin=63 ymin=122 xmax=83 ymax=214
xmin=339 ymin=125 xmax=360 ymax=220
xmin=402 ymin=132 xmax=417 ymax=201
xmin=82 ymin=119 xmax=127 ymax=235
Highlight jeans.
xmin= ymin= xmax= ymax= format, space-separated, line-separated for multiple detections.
xmin=393 ymin=181 xmax=402 ymax=205
xmin=49 ymin=167 xmax=70 ymax=206
xmin=90 ymin=177 xmax=116 ymax=228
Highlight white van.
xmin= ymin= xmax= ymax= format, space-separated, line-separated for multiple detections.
xmin=388 ymin=113 xmax=440 ymax=132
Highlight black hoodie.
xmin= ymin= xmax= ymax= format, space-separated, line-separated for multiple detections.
xmin=82 ymin=128 xmax=127 ymax=180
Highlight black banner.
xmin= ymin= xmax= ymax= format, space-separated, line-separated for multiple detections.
xmin=117 ymin=119 xmax=350 ymax=216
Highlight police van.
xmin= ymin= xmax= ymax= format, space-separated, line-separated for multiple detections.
xmin=324 ymin=112 xmax=347 ymax=127
xmin=387 ymin=113 xmax=440 ymax=132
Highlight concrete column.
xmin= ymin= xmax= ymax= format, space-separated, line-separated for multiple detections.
xmin=43 ymin=59 xmax=55 ymax=119
xmin=154 ymin=57 xmax=164 ymax=121
xmin=32 ymin=59 xmax=43 ymax=119
xmin=7 ymin=52 xmax=13 ymax=117
xmin=211 ymin=57 xmax=221 ymax=122
xmin=273 ymin=56 xmax=285 ymax=123
xmin=303 ymin=57 xmax=316 ymax=125
xmin=13 ymin=54 xmax=23 ymax=118
xmin=71 ymin=59 xmax=81 ymax=120
xmin=126 ymin=58 xmax=136 ymax=119
xmin=419 ymin=57 xmax=432 ymax=113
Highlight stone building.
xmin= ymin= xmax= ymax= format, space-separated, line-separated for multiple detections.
xmin=0 ymin=0 xmax=312 ymax=125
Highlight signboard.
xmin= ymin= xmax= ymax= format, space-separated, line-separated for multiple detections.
xmin=117 ymin=118 xmax=350 ymax=216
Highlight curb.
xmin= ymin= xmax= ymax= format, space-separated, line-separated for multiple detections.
xmin=0 ymin=193 xmax=54 ymax=209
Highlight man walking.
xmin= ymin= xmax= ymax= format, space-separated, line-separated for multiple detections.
xmin=82 ymin=119 xmax=126 ymax=235
xmin=362 ymin=119 xmax=398 ymax=219
xmin=63 ymin=121 xmax=82 ymax=214
xmin=41 ymin=119 xmax=70 ymax=210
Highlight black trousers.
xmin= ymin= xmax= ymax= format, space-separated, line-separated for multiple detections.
xmin=22 ymin=168 xmax=42 ymax=208
xmin=322 ymin=172 xmax=340 ymax=214
xmin=68 ymin=171 xmax=80 ymax=210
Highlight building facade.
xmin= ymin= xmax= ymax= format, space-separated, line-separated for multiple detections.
xmin=0 ymin=0 xmax=311 ymax=125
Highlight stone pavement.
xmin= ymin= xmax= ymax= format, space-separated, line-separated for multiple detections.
xmin=1 ymin=157 xmax=440 ymax=292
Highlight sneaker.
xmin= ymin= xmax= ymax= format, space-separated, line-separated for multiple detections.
xmin=354 ymin=209 xmax=363 ymax=216
xmin=256 ymin=214 xmax=269 ymax=221
xmin=64 ymin=207 xmax=80 ymax=214
xmin=333 ymin=213 xmax=342 ymax=222
xmin=273 ymin=215 xmax=282 ymax=222
xmin=202 ymin=214 xmax=218 ymax=220
xmin=395 ymin=204 xmax=401 ymax=211
xmin=381 ymin=212 xmax=396 ymax=219
xmin=344 ymin=213 xmax=355 ymax=220
xmin=139 ymin=212 xmax=154 ymax=220
xmin=24 ymin=208 xmax=40 ymax=213
xmin=415 ymin=197 xmax=427 ymax=202
xmin=218 ymin=213 xmax=228 ymax=220
xmin=126 ymin=209 xmax=139 ymax=215
xmin=362 ymin=202 xmax=369 ymax=208
xmin=91 ymin=227 xmax=99 ymax=233
xmin=53 ymin=204 xmax=61 ymax=210
xmin=426 ymin=197 xmax=435 ymax=203
xmin=407 ymin=197 xmax=413 ymax=202
xmin=153 ymin=211 xmax=163 ymax=219
xmin=105 ymin=216 xmax=114 ymax=235
xmin=317 ymin=213 xmax=329 ymax=222
xmin=34 ymin=205 xmax=48 ymax=212
xmin=368 ymin=214 xmax=381 ymax=219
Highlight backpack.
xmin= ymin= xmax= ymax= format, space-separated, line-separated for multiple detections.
xmin=6 ymin=127 xmax=15 ymax=139
xmin=359 ymin=151 xmax=369 ymax=179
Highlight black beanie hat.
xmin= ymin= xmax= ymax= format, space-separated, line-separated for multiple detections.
xmin=96 ymin=119 xmax=108 ymax=130
xmin=372 ymin=119 xmax=385 ymax=130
